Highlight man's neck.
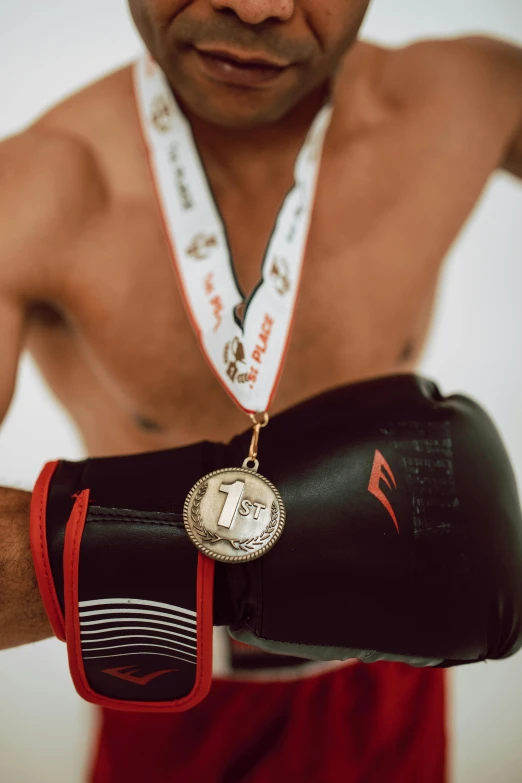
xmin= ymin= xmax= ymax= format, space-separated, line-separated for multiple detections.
xmin=178 ymin=83 xmax=331 ymax=194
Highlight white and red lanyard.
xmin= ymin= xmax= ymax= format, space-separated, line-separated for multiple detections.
xmin=134 ymin=56 xmax=332 ymax=416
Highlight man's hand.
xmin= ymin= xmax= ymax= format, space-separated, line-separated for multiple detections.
xmin=0 ymin=486 xmax=52 ymax=649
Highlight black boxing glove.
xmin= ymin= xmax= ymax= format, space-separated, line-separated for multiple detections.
xmin=30 ymin=375 xmax=522 ymax=713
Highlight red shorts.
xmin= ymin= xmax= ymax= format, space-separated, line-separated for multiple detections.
xmin=90 ymin=659 xmax=447 ymax=783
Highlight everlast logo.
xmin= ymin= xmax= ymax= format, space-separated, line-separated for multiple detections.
xmin=368 ymin=450 xmax=400 ymax=533
xmin=269 ymin=257 xmax=291 ymax=296
xmin=150 ymin=95 xmax=172 ymax=133
xmin=187 ymin=233 xmax=218 ymax=261
xmin=168 ymin=142 xmax=194 ymax=210
xmin=103 ymin=665 xmax=178 ymax=686
xmin=224 ymin=337 xmax=249 ymax=384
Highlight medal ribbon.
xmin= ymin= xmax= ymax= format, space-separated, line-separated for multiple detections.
xmin=134 ymin=56 xmax=333 ymax=414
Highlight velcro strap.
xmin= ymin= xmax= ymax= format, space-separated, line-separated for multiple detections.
xmin=62 ymin=491 xmax=214 ymax=712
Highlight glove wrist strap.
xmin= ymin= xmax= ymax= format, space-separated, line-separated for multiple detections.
xmin=31 ymin=462 xmax=214 ymax=713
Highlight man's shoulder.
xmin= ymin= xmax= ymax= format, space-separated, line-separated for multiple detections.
xmin=0 ymin=125 xmax=101 ymax=287
xmin=0 ymin=66 xmax=138 ymax=286
xmin=40 ymin=63 xmax=150 ymax=201
xmin=333 ymin=34 xmax=516 ymax=147
xmin=1 ymin=123 xmax=103 ymax=220
xmin=361 ymin=35 xmax=511 ymax=111
xmin=41 ymin=64 xmax=138 ymax=160
xmin=0 ymin=67 xmax=136 ymax=232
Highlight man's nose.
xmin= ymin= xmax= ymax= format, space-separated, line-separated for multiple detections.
xmin=209 ymin=0 xmax=295 ymax=24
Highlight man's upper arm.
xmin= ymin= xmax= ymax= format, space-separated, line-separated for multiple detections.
xmin=0 ymin=127 xmax=103 ymax=421
xmin=0 ymin=295 xmax=23 ymax=423
xmin=0 ymin=133 xmax=43 ymax=423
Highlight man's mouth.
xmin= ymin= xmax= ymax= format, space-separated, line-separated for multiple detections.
xmin=193 ymin=46 xmax=291 ymax=87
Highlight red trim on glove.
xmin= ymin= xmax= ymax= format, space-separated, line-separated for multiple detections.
xmin=29 ymin=461 xmax=66 ymax=642
xmin=63 ymin=490 xmax=214 ymax=712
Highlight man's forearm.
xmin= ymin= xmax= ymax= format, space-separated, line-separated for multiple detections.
xmin=0 ymin=486 xmax=52 ymax=649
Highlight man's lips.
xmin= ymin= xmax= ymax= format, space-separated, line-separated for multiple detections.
xmin=193 ymin=46 xmax=292 ymax=87
xmin=195 ymin=45 xmax=291 ymax=69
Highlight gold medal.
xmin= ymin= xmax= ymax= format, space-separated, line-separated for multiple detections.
xmin=184 ymin=415 xmax=286 ymax=563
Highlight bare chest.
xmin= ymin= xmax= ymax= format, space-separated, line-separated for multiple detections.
xmin=27 ymin=105 xmax=493 ymax=455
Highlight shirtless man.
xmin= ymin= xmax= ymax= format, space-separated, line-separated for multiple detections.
xmin=1 ymin=0 xmax=522 ymax=780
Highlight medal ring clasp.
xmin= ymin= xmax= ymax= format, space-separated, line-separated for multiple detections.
xmin=242 ymin=457 xmax=260 ymax=473
xmin=250 ymin=412 xmax=270 ymax=429
xmin=247 ymin=412 xmax=269 ymax=468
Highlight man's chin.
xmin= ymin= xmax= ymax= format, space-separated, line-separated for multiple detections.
xmin=174 ymin=88 xmax=303 ymax=130
xmin=188 ymin=103 xmax=295 ymax=129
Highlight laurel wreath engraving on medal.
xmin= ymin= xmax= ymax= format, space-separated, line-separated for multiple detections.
xmin=191 ymin=483 xmax=279 ymax=553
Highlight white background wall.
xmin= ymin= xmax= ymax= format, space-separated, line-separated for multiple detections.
xmin=0 ymin=1 xmax=521 ymax=781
